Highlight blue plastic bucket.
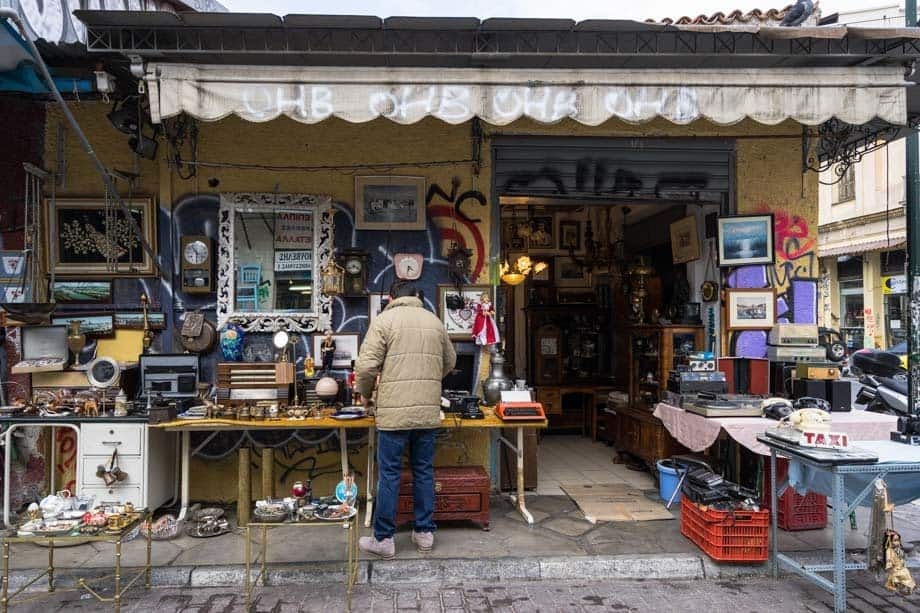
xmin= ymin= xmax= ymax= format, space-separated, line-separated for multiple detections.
xmin=657 ymin=459 xmax=685 ymax=503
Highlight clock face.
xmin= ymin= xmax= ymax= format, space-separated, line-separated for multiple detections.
xmin=183 ymin=240 xmax=209 ymax=265
xmin=345 ymin=258 xmax=363 ymax=275
xmin=394 ymin=253 xmax=423 ymax=280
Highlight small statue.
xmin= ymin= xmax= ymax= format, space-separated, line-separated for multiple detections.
xmin=472 ymin=292 xmax=500 ymax=346
xmin=320 ymin=329 xmax=336 ymax=372
xmin=884 ymin=529 xmax=916 ymax=595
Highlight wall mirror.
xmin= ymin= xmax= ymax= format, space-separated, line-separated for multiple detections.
xmin=218 ymin=193 xmax=333 ymax=332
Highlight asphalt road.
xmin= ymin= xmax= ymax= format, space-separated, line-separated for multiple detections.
xmin=9 ymin=573 xmax=919 ymax=612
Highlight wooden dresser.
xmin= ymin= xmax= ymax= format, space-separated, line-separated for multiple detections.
xmin=397 ymin=466 xmax=490 ymax=530
xmin=608 ymin=404 xmax=687 ymax=472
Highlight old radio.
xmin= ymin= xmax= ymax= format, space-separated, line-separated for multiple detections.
xmin=12 ymin=325 xmax=69 ymax=374
xmin=795 ymin=362 xmax=840 ymax=381
xmin=666 ymin=370 xmax=728 ymax=395
xmin=140 ymin=354 xmax=199 ymax=398
xmin=217 ymin=362 xmax=295 ymax=405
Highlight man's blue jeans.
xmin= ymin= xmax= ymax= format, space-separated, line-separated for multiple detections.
xmin=373 ymin=429 xmax=437 ymax=541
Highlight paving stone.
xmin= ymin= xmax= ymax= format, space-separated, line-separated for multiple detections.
xmin=542 ymin=517 xmax=593 ymax=537
xmin=503 ymin=508 xmax=550 ymax=524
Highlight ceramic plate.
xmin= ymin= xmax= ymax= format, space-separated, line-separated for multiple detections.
xmin=177 ymin=413 xmax=206 ymax=420
xmin=331 ymin=412 xmax=365 ymax=420
xmin=314 ymin=505 xmax=357 ymax=521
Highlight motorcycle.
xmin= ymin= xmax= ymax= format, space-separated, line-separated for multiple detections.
xmin=851 ymin=349 xmax=908 ymax=416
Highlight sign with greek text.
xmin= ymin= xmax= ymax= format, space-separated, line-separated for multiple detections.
xmin=274 ymin=211 xmax=313 ymax=249
xmin=274 ymin=250 xmax=312 ymax=272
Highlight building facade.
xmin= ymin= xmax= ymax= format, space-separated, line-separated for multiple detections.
xmin=818 ymin=4 xmax=908 ymax=351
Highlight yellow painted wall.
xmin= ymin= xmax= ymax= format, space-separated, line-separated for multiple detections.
xmin=44 ymin=103 xmax=812 ymax=501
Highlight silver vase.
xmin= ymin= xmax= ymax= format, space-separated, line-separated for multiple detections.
xmin=482 ymin=351 xmax=514 ymax=405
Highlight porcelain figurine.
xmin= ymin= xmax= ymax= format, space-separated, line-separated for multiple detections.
xmin=472 ymin=292 xmax=500 ymax=346
xmin=320 ymin=330 xmax=336 ymax=372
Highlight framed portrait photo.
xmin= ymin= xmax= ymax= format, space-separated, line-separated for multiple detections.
xmin=46 ymin=197 xmax=157 ymax=277
xmin=717 ymin=214 xmax=774 ymax=267
xmin=354 ymin=176 xmax=426 ymax=231
xmin=528 ymin=216 xmax=555 ymax=251
xmin=312 ymin=333 xmax=360 ymax=368
xmin=669 ymin=216 xmax=700 ymax=264
xmin=554 ymin=257 xmax=590 ymax=287
xmin=725 ymin=288 xmax=776 ymax=330
xmin=437 ymin=284 xmax=490 ymax=340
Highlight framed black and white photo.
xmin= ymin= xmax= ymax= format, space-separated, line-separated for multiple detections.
xmin=725 ymin=288 xmax=776 ymax=330
xmin=501 ymin=218 xmax=525 ymax=250
xmin=312 ymin=333 xmax=360 ymax=368
xmin=559 ymin=220 xmax=581 ymax=252
xmin=555 ymin=257 xmax=590 ymax=287
xmin=669 ymin=216 xmax=700 ymax=264
xmin=528 ymin=216 xmax=555 ymax=251
xmin=716 ymin=215 xmax=774 ymax=267
xmin=355 ymin=176 xmax=426 ymax=230
xmin=46 ymin=197 xmax=157 ymax=277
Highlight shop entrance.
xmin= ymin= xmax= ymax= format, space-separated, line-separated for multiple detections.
xmin=491 ymin=136 xmax=733 ymax=492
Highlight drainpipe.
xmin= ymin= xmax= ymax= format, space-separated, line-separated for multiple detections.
xmin=908 ymin=1 xmax=920 ymax=415
xmin=0 ymin=8 xmax=162 ymax=279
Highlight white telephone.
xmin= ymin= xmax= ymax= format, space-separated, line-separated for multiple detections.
xmin=782 ymin=408 xmax=831 ymax=432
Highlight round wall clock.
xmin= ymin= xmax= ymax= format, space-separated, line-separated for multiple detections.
xmin=394 ymin=253 xmax=423 ymax=280
xmin=183 ymin=239 xmax=209 ymax=265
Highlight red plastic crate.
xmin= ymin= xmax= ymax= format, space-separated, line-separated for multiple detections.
xmin=762 ymin=458 xmax=828 ymax=531
xmin=681 ymin=501 xmax=770 ymax=563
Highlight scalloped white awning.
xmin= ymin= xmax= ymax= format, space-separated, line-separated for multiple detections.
xmin=145 ymin=64 xmax=908 ymax=127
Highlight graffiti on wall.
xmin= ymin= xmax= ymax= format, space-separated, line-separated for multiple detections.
xmin=727 ymin=205 xmax=819 ymax=358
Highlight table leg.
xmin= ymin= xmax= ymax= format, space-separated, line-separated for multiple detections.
xmin=515 ymin=427 xmax=533 ymax=525
xmin=49 ymin=426 xmax=56 ymax=495
xmin=244 ymin=525 xmax=251 ymax=611
xmin=3 ymin=428 xmax=13 ymax=528
xmin=339 ymin=428 xmax=348 ymax=479
xmin=832 ymin=472 xmax=847 ymax=613
xmin=2 ymin=540 xmax=10 ymax=613
xmin=261 ymin=447 xmax=274 ymax=500
xmin=365 ymin=426 xmax=375 ymax=529
xmin=260 ymin=525 xmax=267 ymax=588
xmin=47 ymin=539 xmax=54 ymax=592
xmin=770 ymin=449 xmax=778 ymax=579
xmin=145 ymin=516 xmax=152 ymax=589
xmin=114 ymin=540 xmax=122 ymax=613
xmin=178 ymin=431 xmax=191 ymax=521
xmin=238 ymin=447 xmax=251 ymax=527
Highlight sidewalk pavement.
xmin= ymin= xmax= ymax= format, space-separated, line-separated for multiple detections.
xmin=11 ymin=575 xmax=920 ymax=612
xmin=4 ymin=493 xmax=920 ymax=592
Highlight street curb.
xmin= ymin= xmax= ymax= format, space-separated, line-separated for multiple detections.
xmin=5 ymin=552 xmax=753 ymax=592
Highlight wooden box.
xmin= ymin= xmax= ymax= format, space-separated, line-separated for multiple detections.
xmin=397 ymin=465 xmax=490 ymax=530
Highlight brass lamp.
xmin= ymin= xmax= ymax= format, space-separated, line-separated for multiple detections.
xmin=320 ymin=260 xmax=345 ymax=297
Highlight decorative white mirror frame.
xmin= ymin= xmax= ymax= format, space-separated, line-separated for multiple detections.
xmin=217 ymin=192 xmax=333 ymax=333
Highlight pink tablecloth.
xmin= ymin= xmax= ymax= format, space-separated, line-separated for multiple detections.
xmin=652 ymin=403 xmax=898 ymax=456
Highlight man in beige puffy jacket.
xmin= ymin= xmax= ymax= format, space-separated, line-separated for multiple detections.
xmin=355 ymin=282 xmax=456 ymax=559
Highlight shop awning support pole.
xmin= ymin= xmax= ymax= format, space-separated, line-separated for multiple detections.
xmin=907 ymin=0 xmax=920 ymax=417
xmin=0 ymin=8 xmax=162 ymax=279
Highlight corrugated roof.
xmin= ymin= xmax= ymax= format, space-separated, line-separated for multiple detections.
xmin=650 ymin=5 xmax=821 ymax=27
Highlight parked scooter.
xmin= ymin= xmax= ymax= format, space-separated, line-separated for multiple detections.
xmin=851 ymin=349 xmax=908 ymax=416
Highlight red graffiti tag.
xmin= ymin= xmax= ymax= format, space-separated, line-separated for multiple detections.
xmin=757 ymin=205 xmax=815 ymax=262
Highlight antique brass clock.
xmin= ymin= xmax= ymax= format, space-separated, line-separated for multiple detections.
xmin=338 ymin=249 xmax=369 ymax=297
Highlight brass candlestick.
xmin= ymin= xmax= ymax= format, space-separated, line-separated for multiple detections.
xmin=140 ymin=292 xmax=154 ymax=353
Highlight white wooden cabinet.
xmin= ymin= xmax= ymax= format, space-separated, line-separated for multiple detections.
xmin=79 ymin=421 xmax=176 ymax=511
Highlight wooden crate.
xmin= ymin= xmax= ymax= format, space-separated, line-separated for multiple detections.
xmin=397 ymin=465 xmax=490 ymax=530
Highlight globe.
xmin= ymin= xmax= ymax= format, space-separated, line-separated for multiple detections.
xmin=315 ymin=376 xmax=339 ymax=402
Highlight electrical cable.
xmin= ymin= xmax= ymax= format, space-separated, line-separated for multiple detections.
xmin=177 ymin=158 xmax=476 ymax=174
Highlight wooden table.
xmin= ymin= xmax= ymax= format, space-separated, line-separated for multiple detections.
xmin=153 ymin=408 xmax=548 ymax=525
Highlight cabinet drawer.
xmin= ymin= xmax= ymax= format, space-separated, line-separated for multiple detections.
xmin=398 ymin=493 xmax=481 ymax=514
xmin=536 ymin=388 xmax=562 ymax=415
xmin=82 ymin=455 xmax=143 ymax=488
xmin=78 ymin=485 xmax=143 ymax=507
xmin=82 ymin=423 xmax=143 ymax=456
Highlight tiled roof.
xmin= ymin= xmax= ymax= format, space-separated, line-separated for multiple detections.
xmin=650 ymin=4 xmax=822 ymax=27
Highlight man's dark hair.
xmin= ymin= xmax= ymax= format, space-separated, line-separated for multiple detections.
xmin=389 ymin=280 xmax=424 ymax=302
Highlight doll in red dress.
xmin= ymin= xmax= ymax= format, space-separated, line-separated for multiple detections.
xmin=471 ymin=292 xmax=500 ymax=346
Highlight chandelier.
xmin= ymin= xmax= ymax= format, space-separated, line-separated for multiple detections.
xmin=500 ymin=255 xmax=547 ymax=286
xmin=569 ymin=207 xmax=629 ymax=276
